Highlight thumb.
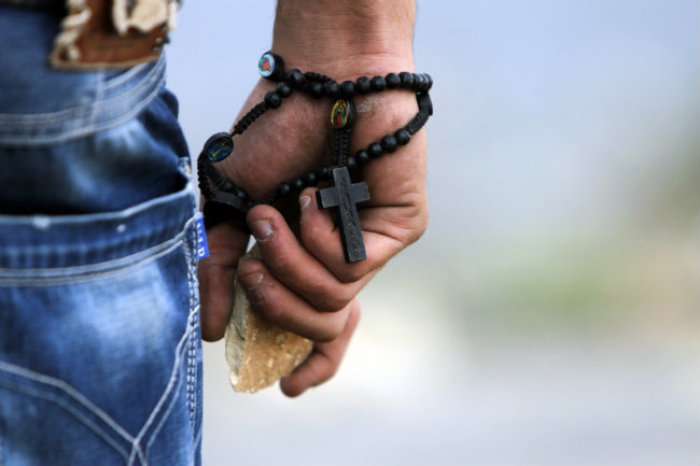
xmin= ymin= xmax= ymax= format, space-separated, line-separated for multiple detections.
xmin=198 ymin=216 xmax=250 ymax=341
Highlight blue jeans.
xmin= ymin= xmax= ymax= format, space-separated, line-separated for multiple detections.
xmin=0 ymin=6 xmax=203 ymax=465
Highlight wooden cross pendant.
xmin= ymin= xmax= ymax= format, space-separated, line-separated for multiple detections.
xmin=316 ymin=166 xmax=370 ymax=262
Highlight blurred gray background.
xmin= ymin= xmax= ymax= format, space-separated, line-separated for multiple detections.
xmin=167 ymin=1 xmax=700 ymax=465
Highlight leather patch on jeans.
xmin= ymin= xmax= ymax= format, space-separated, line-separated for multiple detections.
xmin=50 ymin=0 xmax=177 ymax=70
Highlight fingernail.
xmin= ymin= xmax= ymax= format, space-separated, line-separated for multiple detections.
xmin=299 ymin=195 xmax=312 ymax=212
xmin=238 ymin=271 xmax=263 ymax=290
xmin=250 ymin=220 xmax=272 ymax=240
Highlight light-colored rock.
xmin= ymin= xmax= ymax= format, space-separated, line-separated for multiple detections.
xmin=225 ymin=246 xmax=313 ymax=393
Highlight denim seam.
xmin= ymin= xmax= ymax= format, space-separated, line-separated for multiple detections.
xmin=184 ymin=225 xmax=198 ymax=430
xmin=0 ymin=218 xmax=195 ymax=284
xmin=0 ymin=361 xmax=139 ymax=462
xmin=0 ymin=57 xmax=166 ymax=146
xmin=101 ymin=58 xmax=156 ymax=90
xmin=91 ymin=66 xmax=106 ymax=130
xmin=0 ymin=238 xmax=180 ymax=286
xmin=129 ymin=303 xmax=198 ymax=465
xmin=142 ymin=336 xmax=190 ymax=465
xmin=0 ymin=380 xmax=130 ymax=462
xmin=0 ymin=57 xmax=164 ymax=126
xmin=0 ymin=180 xmax=191 ymax=225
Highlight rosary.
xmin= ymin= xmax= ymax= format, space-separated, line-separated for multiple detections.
xmin=198 ymin=52 xmax=433 ymax=263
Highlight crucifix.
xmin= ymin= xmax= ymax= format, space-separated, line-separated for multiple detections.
xmin=316 ymin=166 xmax=370 ymax=263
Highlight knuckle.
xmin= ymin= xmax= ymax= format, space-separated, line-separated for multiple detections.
xmin=314 ymin=287 xmax=352 ymax=313
xmin=335 ymin=266 xmax=366 ymax=284
xmin=257 ymin=298 xmax=286 ymax=323
xmin=400 ymin=202 xmax=429 ymax=246
xmin=314 ymin=318 xmax=344 ymax=343
xmin=262 ymin=246 xmax=295 ymax=278
xmin=411 ymin=207 xmax=430 ymax=243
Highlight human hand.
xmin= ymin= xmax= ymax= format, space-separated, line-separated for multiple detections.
xmin=197 ymin=0 xmax=427 ymax=397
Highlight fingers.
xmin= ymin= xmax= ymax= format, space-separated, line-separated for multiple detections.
xmin=237 ymin=263 xmax=352 ymax=342
xmin=198 ymin=218 xmax=250 ymax=341
xmin=241 ymin=198 xmax=374 ymax=313
xmin=280 ymin=299 xmax=361 ymax=397
xmin=297 ymin=187 xmax=407 ymax=282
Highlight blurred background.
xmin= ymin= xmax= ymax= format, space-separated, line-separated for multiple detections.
xmin=167 ymin=1 xmax=700 ymax=465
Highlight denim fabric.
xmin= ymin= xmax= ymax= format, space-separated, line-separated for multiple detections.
xmin=0 ymin=6 xmax=202 ymax=465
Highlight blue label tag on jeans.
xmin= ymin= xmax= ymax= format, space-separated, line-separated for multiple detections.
xmin=195 ymin=213 xmax=210 ymax=260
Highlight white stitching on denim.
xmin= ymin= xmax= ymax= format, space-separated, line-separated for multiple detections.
xmin=102 ymin=57 xmax=159 ymax=90
xmin=0 ymin=380 xmax=130 ymax=462
xmin=91 ymin=65 xmax=106 ymax=129
xmin=0 ymin=363 xmax=134 ymax=461
xmin=0 ymin=177 xmax=190 ymax=226
xmin=142 ymin=325 xmax=193 ymax=461
xmin=0 ymin=238 xmax=180 ymax=286
xmin=135 ymin=219 xmax=200 ymax=465
xmin=0 ymin=57 xmax=165 ymax=126
xmin=0 ymin=58 xmax=166 ymax=146
xmin=184 ymin=224 xmax=199 ymax=429
xmin=128 ymin=303 xmax=196 ymax=466
xmin=0 ymin=217 xmax=196 ymax=285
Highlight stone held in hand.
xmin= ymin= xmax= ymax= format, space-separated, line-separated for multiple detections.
xmin=225 ymin=246 xmax=313 ymax=393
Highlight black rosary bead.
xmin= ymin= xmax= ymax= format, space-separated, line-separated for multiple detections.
xmin=399 ymin=71 xmax=414 ymax=88
xmin=264 ymin=91 xmax=282 ymax=109
xmin=235 ymin=188 xmax=248 ymax=200
xmin=305 ymin=171 xmax=318 ymax=186
xmin=418 ymin=74 xmax=429 ymax=91
xmin=412 ymin=73 xmax=425 ymax=90
xmin=309 ymin=82 xmax=323 ymax=98
xmin=395 ymin=128 xmax=411 ymax=145
xmin=292 ymin=177 xmax=306 ymax=191
xmin=340 ymin=80 xmax=356 ymax=97
xmin=276 ymin=82 xmax=292 ymax=98
xmin=422 ymin=73 xmax=433 ymax=90
xmin=317 ymin=166 xmax=331 ymax=181
xmin=386 ymin=73 xmax=401 ymax=89
xmin=346 ymin=155 xmax=358 ymax=170
xmin=368 ymin=142 xmax=383 ymax=158
xmin=370 ymin=75 xmax=386 ymax=92
xmin=305 ymin=71 xmax=331 ymax=82
xmin=277 ymin=182 xmax=292 ymax=197
xmin=356 ymin=149 xmax=371 ymax=165
xmin=355 ymin=76 xmax=371 ymax=94
xmin=285 ymin=69 xmax=304 ymax=88
xmin=323 ymin=81 xmax=341 ymax=98
xmin=217 ymin=178 xmax=235 ymax=191
xmin=380 ymin=135 xmax=398 ymax=153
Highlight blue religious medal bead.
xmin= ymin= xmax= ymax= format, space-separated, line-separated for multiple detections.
xmin=203 ymin=132 xmax=234 ymax=162
xmin=258 ymin=51 xmax=284 ymax=80
xmin=331 ymin=99 xmax=355 ymax=129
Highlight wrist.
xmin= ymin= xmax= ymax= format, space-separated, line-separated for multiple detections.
xmin=272 ymin=0 xmax=415 ymax=80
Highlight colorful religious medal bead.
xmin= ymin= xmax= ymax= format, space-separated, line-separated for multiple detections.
xmin=331 ymin=99 xmax=354 ymax=129
xmin=202 ymin=132 xmax=234 ymax=162
xmin=258 ymin=51 xmax=284 ymax=80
